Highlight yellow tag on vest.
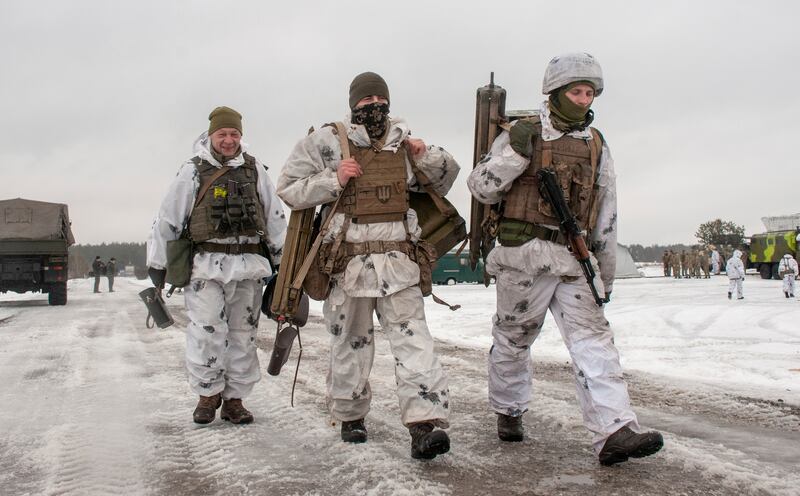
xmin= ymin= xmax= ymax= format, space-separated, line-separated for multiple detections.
xmin=213 ymin=186 xmax=227 ymax=199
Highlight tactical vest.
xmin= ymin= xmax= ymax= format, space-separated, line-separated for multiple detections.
xmin=339 ymin=141 xmax=409 ymax=224
xmin=502 ymin=117 xmax=603 ymax=235
xmin=189 ymin=153 xmax=267 ymax=242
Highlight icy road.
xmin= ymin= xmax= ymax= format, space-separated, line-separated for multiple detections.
xmin=1 ymin=273 xmax=799 ymax=496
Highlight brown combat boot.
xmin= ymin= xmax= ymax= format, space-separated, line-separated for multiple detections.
xmin=497 ymin=413 xmax=524 ymax=442
xmin=598 ymin=426 xmax=663 ymax=466
xmin=409 ymin=422 xmax=450 ymax=460
xmin=193 ymin=393 xmax=222 ymax=424
xmin=221 ymin=398 xmax=254 ymax=424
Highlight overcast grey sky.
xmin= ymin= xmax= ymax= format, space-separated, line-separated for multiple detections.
xmin=2 ymin=1 xmax=798 ymax=245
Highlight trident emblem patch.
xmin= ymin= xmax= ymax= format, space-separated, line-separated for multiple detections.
xmin=376 ymin=185 xmax=392 ymax=203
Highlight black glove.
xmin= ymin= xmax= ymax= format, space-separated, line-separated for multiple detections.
xmin=148 ymin=267 xmax=167 ymax=290
xmin=509 ymin=119 xmax=537 ymax=158
xmin=603 ymin=291 xmax=612 ymax=303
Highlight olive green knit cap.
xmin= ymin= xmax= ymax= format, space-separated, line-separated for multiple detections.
xmin=208 ymin=106 xmax=243 ymax=135
xmin=349 ymin=72 xmax=390 ymax=109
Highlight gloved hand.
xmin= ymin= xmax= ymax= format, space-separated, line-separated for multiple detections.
xmin=148 ymin=267 xmax=167 ymax=290
xmin=509 ymin=119 xmax=537 ymax=158
xmin=603 ymin=291 xmax=612 ymax=303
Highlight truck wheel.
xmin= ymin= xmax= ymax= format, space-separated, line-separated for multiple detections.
xmin=48 ymin=282 xmax=67 ymax=305
xmin=771 ymin=264 xmax=780 ymax=280
xmin=759 ymin=264 xmax=772 ymax=280
xmin=446 ymin=278 xmax=457 ymax=286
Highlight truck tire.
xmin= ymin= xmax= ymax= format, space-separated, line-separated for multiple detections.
xmin=48 ymin=282 xmax=67 ymax=305
xmin=771 ymin=263 xmax=780 ymax=280
xmin=758 ymin=264 xmax=772 ymax=280
xmin=446 ymin=278 xmax=457 ymax=286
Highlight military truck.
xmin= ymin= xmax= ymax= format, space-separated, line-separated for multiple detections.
xmin=749 ymin=230 xmax=798 ymax=279
xmin=0 ymin=198 xmax=75 ymax=305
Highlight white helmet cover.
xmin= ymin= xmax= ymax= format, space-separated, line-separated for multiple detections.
xmin=542 ymin=52 xmax=604 ymax=96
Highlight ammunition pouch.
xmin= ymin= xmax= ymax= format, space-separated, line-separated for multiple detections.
xmin=165 ymin=237 xmax=194 ymax=287
xmin=497 ymin=219 xmax=565 ymax=247
xmin=315 ymin=238 xmax=436 ymax=297
xmin=409 ymin=191 xmax=466 ymax=262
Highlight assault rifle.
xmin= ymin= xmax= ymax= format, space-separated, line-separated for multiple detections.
xmin=536 ymin=168 xmax=605 ymax=306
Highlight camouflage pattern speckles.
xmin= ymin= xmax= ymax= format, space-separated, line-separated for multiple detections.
xmin=219 ymin=310 xmax=225 ymax=320
xmin=503 ymin=314 xmax=517 ymax=322
xmin=577 ymin=369 xmax=589 ymax=390
xmin=506 ymin=408 xmax=524 ymax=417
xmin=575 ymin=294 xmax=582 ymax=300
xmin=399 ymin=321 xmax=414 ymax=337
xmin=535 ymin=265 xmax=552 ymax=277
xmin=203 ymin=325 xmax=216 ymax=334
xmin=320 ymin=145 xmax=335 ymax=163
xmin=418 ymin=385 xmax=441 ymax=405
xmin=513 ymin=300 xmax=529 ymax=313
xmin=330 ymin=323 xmax=343 ymax=336
xmin=520 ymin=280 xmax=534 ymax=288
xmin=365 ymin=261 xmax=375 ymax=270
xmin=482 ymin=170 xmax=503 ymax=187
xmin=205 ymin=356 xmax=217 ymax=367
xmin=350 ymin=336 xmax=371 ymax=350
xmin=246 ymin=306 xmax=258 ymax=327
xmin=198 ymin=382 xmax=212 ymax=389
xmin=602 ymin=213 xmax=617 ymax=235
xmin=168 ymin=224 xmax=180 ymax=234
xmin=192 ymin=280 xmax=206 ymax=292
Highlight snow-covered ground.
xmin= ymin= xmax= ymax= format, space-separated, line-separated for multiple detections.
xmin=1 ymin=273 xmax=798 ymax=495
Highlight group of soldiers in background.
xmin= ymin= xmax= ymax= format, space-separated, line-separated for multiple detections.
xmin=91 ymin=256 xmax=117 ymax=293
xmin=661 ymin=246 xmax=722 ymax=279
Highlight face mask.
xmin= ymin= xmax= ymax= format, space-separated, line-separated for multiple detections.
xmin=351 ymin=102 xmax=389 ymax=140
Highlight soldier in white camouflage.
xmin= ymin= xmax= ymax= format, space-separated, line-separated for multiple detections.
xmin=277 ymin=72 xmax=460 ymax=460
xmin=467 ymin=53 xmax=662 ymax=466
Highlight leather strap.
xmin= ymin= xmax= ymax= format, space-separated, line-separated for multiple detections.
xmin=288 ymin=122 xmax=352 ymax=291
xmin=194 ymin=165 xmax=233 ymax=208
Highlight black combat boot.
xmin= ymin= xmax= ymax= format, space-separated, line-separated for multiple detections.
xmin=341 ymin=419 xmax=367 ymax=443
xmin=193 ymin=393 xmax=222 ymax=424
xmin=409 ymin=422 xmax=450 ymax=460
xmin=497 ymin=413 xmax=524 ymax=442
xmin=221 ymin=398 xmax=254 ymax=424
xmin=786 ymin=292 xmax=790 ymax=298
xmin=598 ymin=426 xmax=663 ymax=466
xmin=727 ymin=292 xmax=732 ymax=300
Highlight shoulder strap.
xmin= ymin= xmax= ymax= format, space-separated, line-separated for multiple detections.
xmin=287 ymin=122 xmax=352 ymax=291
xmin=194 ymin=161 xmax=233 ymax=208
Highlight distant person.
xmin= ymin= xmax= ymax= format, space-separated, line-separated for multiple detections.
xmin=726 ymin=249 xmax=745 ymax=299
xmin=670 ymin=250 xmax=682 ymax=279
xmin=106 ymin=257 xmax=116 ymax=292
xmin=662 ymin=251 xmax=671 ymax=277
xmin=146 ymin=106 xmax=286 ymax=425
xmin=778 ymin=253 xmax=798 ymax=298
xmin=92 ymin=256 xmax=105 ymax=293
xmin=466 ymin=52 xmax=662 ymax=466
xmin=699 ymin=249 xmax=710 ymax=278
xmin=710 ymin=246 xmax=721 ymax=275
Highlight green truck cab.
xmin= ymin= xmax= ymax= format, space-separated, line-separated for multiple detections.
xmin=1 ymin=198 xmax=75 ymax=305
xmin=432 ymin=251 xmax=491 ymax=285
xmin=748 ymin=229 xmax=798 ymax=279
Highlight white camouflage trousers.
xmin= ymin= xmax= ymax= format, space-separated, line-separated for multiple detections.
xmin=783 ymin=275 xmax=795 ymax=296
xmin=728 ymin=278 xmax=744 ymax=298
xmin=488 ymin=268 xmax=639 ymax=453
xmin=184 ymin=278 xmax=263 ymax=399
xmin=323 ymin=286 xmax=450 ymax=428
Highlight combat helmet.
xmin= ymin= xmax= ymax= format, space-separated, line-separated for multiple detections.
xmin=542 ymin=52 xmax=604 ymax=96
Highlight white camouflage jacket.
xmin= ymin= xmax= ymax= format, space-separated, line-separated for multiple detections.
xmin=277 ymin=116 xmax=459 ymax=299
xmin=467 ymin=101 xmax=617 ymax=294
xmin=147 ymin=133 xmax=287 ymax=283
